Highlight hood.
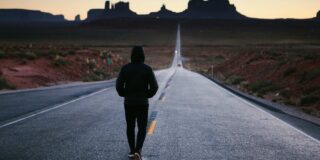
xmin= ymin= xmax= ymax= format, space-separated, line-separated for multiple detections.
xmin=131 ymin=46 xmax=145 ymax=63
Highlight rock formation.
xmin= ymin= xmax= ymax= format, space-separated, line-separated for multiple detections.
xmin=86 ymin=0 xmax=245 ymax=21
xmin=182 ymin=0 xmax=245 ymax=19
xmin=75 ymin=15 xmax=81 ymax=22
xmin=149 ymin=5 xmax=179 ymax=18
xmin=0 ymin=9 xmax=65 ymax=22
xmin=87 ymin=1 xmax=137 ymax=21
xmin=317 ymin=11 xmax=320 ymax=19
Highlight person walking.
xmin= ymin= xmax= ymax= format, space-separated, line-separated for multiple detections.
xmin=116 ymin=46 xmax=159 ymax=160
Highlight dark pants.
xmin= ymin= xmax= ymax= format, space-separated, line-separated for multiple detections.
xmin=124 ymin=104 xmax=149 ymax=153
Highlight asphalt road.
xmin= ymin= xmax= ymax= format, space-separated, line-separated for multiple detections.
xmin=0 ymin=81 xmax=115 ymax=123
xmin=0 ymin=26 xmax=319 ymax=160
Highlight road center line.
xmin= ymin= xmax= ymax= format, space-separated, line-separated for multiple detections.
xmin=146 ymin=25 xmax=180 ymax=136
xmin=147 ymin=121 xmax=157 ymax=135
xmin=158 ymin=92 xmax=166 ymax=101
xmin=0 ymin=87 xmax=112 ymax=129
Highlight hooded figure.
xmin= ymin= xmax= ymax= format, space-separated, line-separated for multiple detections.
xmin=116 ymin=46 xmax=158 ymax=159
xmin=130 ymin=46 xmax=145 ymax=63
xmin=116 ymin=46 xmax=158 ymax=104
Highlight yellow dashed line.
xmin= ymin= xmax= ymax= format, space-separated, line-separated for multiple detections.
xmin=147 ymin=121 xmax=157 ymax=135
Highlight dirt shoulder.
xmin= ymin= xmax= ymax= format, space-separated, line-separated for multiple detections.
xmin=0 ymin=45 xmax=174 ymax=90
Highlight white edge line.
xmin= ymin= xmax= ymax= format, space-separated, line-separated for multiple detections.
xmin=0 ymin=79 xmax=115 ymax=95
xmin=208 ymin=79 xmax=320 ymax=144
xmin=0 ymin=87 xmax=112 ymax=129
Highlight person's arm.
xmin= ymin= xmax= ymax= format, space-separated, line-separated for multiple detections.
xmin=147 ymin=69 xmax=159 ymax=98
xmin=116 ymin=68 xmax=125 ymax=97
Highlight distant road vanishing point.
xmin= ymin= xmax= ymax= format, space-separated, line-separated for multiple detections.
xmin=0 ymin=25 xmax=319 ymax=160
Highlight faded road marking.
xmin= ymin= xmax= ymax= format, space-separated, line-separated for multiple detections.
xmin=158 ymin=92 xmax=165 ymax=101
xmin=147 ymin=121 xmax=157 ymax=135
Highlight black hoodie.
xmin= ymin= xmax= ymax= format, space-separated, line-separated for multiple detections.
xmin=116 ymin=46 xmax=159 ymax=106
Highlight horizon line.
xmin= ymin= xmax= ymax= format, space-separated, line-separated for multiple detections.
xmin=0 ymin=0 xmax=319 ymax=20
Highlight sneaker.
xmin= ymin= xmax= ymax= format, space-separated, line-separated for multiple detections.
xmin=134 ymin=152 xmax=142 ymax=160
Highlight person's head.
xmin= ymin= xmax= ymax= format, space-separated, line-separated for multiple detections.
xmin=131 ymin=46 xmax=145 ymax=63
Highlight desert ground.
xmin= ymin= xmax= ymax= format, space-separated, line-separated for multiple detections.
xmin=181 ymin=20 xmax=320 ymax=116
xmin=0 ymin=19 xmax=319 ymax=116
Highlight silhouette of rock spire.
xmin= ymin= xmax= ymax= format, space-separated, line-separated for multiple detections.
xmin=161 ymin=4 xmax=166 ymax=11
xmin=105 ymin=0 xmax=110 ymax=10
xmin=74 ymin=14 xmax=81 ymax=22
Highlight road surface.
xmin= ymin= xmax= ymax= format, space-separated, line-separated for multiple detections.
xmin=0 ymin=26 xmax=319 ymax=160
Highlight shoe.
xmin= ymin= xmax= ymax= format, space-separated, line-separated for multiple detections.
xmin=134 ymin=152 xmax=142 ymax=160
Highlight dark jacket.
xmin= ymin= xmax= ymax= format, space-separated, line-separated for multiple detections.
xmin=116 ymin=48 xmax=158 ymax=105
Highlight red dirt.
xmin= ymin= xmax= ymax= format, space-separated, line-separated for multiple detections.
xmin=184 ymin=47 xmax=320 ymax=117
xmin=213 ymin=53 xmax=319 ymax=95
xmin=0 ymin=49 xmax=125 ymax=89
xmin=217 ymin=54 xmax=320 ymax=115
xmin=0 ymin=45 xmax=173 ymax=90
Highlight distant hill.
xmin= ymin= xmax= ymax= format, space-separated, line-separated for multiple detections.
xmin=0 ymin=9 xmax=65 ymax=22
xmin=317 ymin=10 xmax=320 ymax=19
xmin=86 ymin=0 xmax=246 ymax=21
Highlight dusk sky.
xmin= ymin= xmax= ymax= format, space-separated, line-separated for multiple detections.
xmin=0 ymin=0 xmax=319 ymax=20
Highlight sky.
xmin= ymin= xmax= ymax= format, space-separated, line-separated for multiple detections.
xmin=0 ymin=0 xmax=319 ymax=20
